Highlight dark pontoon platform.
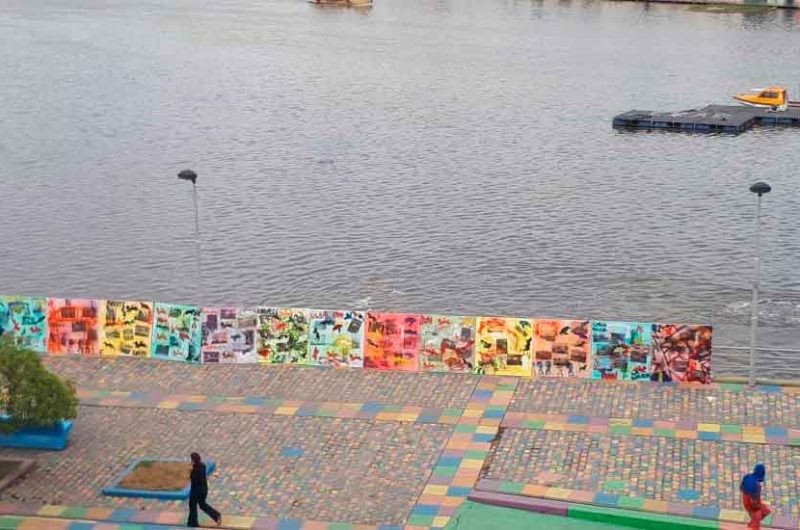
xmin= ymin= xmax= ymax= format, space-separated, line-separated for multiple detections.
xmin=613 ymin=104 xmax=800 ymax=134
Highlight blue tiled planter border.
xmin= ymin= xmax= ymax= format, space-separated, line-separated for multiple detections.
xmin=102 ymin=457 xmax=216 ymax=500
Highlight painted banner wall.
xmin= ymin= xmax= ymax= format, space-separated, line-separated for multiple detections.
xmin=47 ymin=298 xmax=100 ymax=355
xmin=0 ymin=296 xmax=47 ymax=352
xmin=476 ymin=317 xmax=533 ymax=377
xmin=99 ymin=300 xmax=153 ymax=357
xmin=308 ymin=310 xmax=365 ymax=368
xmin=0 ymin=294 xmax=714 ymax=384
xmin=201 ymin=307 xmax=258 ymax=364
xmin=364 ymin=312 xmax=420 ymax=371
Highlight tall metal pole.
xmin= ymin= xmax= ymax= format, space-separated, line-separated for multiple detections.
xmin=191 ymin=181 xmax=203 ymax=296
xmin=748 ymin=182 xmax=771 ymax=386
xmin=178 ymin=169 xmax=203 ymax=298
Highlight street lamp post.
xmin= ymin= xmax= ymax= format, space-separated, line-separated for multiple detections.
xmin=748 ymin=181 xmax=771 ymax=386
xmin=178 ymin=169 xmax=203 ymax=296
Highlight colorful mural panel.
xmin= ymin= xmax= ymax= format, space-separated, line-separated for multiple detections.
xmin=308 ymin=310 xmax=365 ymax=368
xmin=476 ymin=317 xmax=533 ymax=377
xmin=201 ymin=307 xmax=258 ymax=364
xmin=46 ymin=298 xmax=100 ymax=355
xmin=364 ymin=312 xmax=420 ymax=371
xmin=0 ymin=296 xmax=47 ymax=352
xmin=419 ymin=315 xmax=475 ymax=372
xmin=533 ymin=319 xmax=590 ymax=378
xmin=152 ymin=303 xmax=202 ymax=363
xmin=99 ymin=300 xmax=153 ymax=357
xmin=591 ymin=321 xmax=654 ymax=381
xmin=651 ymin=324 xmax=712 ymax=383
xmin=256 ymin=308 xmax=310 ymax=364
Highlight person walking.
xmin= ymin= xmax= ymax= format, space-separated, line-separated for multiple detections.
xmin=187 ymin=452 xmax=222 ymax=528
xmin=741 ymin=464 xmax=770 ymax=529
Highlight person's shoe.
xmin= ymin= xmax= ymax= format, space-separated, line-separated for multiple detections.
xmin=215 ymin=515 xmax=222 ymax=527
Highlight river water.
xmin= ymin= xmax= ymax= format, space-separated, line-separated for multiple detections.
xmin=1 ymin=0 xmax=799 ymax=374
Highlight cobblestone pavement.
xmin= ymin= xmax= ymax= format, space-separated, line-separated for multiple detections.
xmin=509 ymin=378 xmax=800 ymax=427
xmin=482 ymin=428 xmax=800 ymax=520
xmin=0 ymin=406 xmax=451 ymax=526
xmin=44 ymin=357 xmax=477 ymax=409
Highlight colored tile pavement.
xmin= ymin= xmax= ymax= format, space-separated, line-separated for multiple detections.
xmin=474 ymin=480 xmax=800 ymax=529
xmin=407 ymin=377 xmax=518 ymax=530
xmin=501 ymin=411 xmax=800 ymax=446
xmin=78 ymin=389 xmax=463 ymax=426
xmin=481 ymin=427 xmax=800 ymax=522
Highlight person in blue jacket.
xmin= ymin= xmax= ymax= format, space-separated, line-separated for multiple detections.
xmin=740 ymin=464 xmax=770 ymax=529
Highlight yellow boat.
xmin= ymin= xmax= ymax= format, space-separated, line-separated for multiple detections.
xmin=733 ymin=86 xmax=800 ymax=110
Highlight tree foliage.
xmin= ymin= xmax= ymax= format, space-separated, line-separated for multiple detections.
xmin=0 ymin=336 xmax=78 ymax=432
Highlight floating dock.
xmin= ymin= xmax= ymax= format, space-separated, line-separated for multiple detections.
xmin=612 ymin=104 xmax=800 ymax=134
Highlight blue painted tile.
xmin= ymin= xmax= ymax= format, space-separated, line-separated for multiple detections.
xmin=378 ymin=525 xmax=404 ymax=530
xmin=692 ymin=506 xmax=720 ymax=519
xmin=593 ymin=493 xmax=619 ymax=506
xmin=281 ymin=447 xmax=304 ymax=458
xmin=277 ymin=519 xmax=302 ymax=530
xmin=568 ymin=415 xmax=590 ymax=424
xmin=483 ymin=409 xmax=504 ymax=419
xmin=243 ymin=397 xmax=266 ymax=406
xmin=417 ymin=414 xmax=440 ymax=423
xmin=677 ymin=488 xmax=701 ymax=501
xmin=361 ymin=402 xmax=384 ymax=413
xmin=447 ymin=486 xmax=471 ymax=497
xmin=473 ymin=433 xmax=495 ymax=442
xmin=760 ymin=385 xmax=782 ymax=394
xmin=472 ymin=390 xmax=493 ymax=399
xmin=437 ymin=456 xmax=462 ymax=467
xmin=765 ymin=426 xmax=788 ymax=438
xmin=67 ymin=523 xmax=96 ymax=530
xmin=632 ymin=418 xmax=653 ymax=428
xmin=108 ymin=509 xmax=138 ymax=522
xmin=412 ymin=504 xmax=439 ymax=515
xmin=698 ymin=431 xmax=720 ymax=441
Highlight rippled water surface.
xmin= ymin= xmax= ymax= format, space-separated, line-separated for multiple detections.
xmin=1 ymin=0 xmax=799 ymax=370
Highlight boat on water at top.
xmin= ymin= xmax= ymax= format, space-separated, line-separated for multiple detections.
xmin=733 ymin=86 xmax=800 ymax=111
xmin=308 ymin=0 xmax=372 ymax=6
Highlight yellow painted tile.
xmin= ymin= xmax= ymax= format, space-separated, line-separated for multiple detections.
xmin=424 ymin=485 xmax=449 ymax=496
xmin=476 ymin=425 xmax=497 ymax=434
xmin=398 ymin=413 xmax=419 ymax=422
xmin=545 ymin=487 xmax=572 ymax=500
xmin=442 ymin=496 xmax=466 ymax=507
xmin=610 ymin=418 xmax=632 ymax=426
xmin=642 ymin=499 xmax=669 ymax=512
xmin=432 ymin=516 xmax=451 ymax=527
xmin=522 ymin=484 xmax=549 ymax=497
xmin=719 ymin=508 xmax=747 ymax=522
xmin=543 ymin=422 xmax=564 ymax=430
xmin=36 ymin=505 xmax=67 ymax=517
xmin=460 ymin=459 xmax=484 ymax=470
xmin=275 ymin=406 xmax=299 ymax=415
xmin=698 ymin=423 xmax=721 ymax=432
xmin=743 ymin=434 xmax=766 ymax=444
xmin=158 ymin=400 xmax=180 ymax=409
xmin=462 ymin=409 xmax=482 ymax=418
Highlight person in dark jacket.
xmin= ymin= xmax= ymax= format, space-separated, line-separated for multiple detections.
xmin=187 ymin=452 xmax=221 ymax=527
xmin=740 ymin=464 xmax=770 ymax=529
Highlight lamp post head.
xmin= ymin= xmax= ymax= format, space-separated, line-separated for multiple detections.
xmin=749 ymin=182 xmax=771 ymax=196
xmin=178 ymin=169 xmax=198 ymax=184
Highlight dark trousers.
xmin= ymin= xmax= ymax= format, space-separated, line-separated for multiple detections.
xmin=187 ymin=492 xmax=220 ymax=527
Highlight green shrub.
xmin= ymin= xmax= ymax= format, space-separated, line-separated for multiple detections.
xmin=0 ymin=336 xmax=78 ymax=433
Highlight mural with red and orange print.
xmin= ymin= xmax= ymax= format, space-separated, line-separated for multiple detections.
xmin=364 ymin=312 xmax=420 ymax=371
xmin=46 ymin=298 xmax=100 ymax=355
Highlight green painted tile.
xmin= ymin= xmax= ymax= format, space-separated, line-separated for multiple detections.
xmin=383 ymin=404 xmax=403 ymax=413
xmin=499 ymin=482 xmax=524 ymax=494
xmin=617 ymin=496 xmax=645 ymax=509
xmin=789 ymin=438 xmax=800 ymax=447
xmin=0 ymin=516 xmax=23 ymax=530
xmin=434 ymin=465 xmax=458 ymax=477
xmin=455 ymin=424 xmax=478 ymax=433
xmin=314 ymin=409 xmax=338 ymax=417
xmin=443 ymin=408 xmax=463 ymax=416
xmin=721 ymin=424 xmax=742 ymax=434
xmin=327 ymin=523 xmax=355 ymax=529
xmin=603 ymin=480 xmax=627 ymax=492
xmin=408 ymin=514 xmax=436 ymax=526
xmin=464 ymin=450 xmax=488 ymax=459
xmin=61 ymin=506 xmax=88 ymax=518
xmin=610 ymin=425 xmax=631 ymax=435
xmin=654 ymin=428 xmax=675 ymax=437
xmin=522 ymin=420 xmax=545 ymax=429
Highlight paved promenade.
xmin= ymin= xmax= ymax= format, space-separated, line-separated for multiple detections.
xmin=0 ymin=356 xmax=795 ymax=529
